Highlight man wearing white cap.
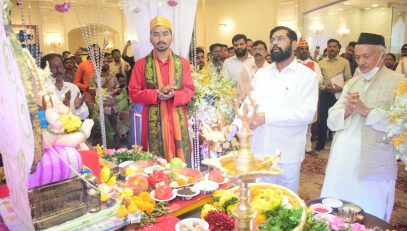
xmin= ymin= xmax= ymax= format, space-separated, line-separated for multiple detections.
xmin=321 ymin=32 xmax=404 ymax=222
xmin=128 ymin=16 xmax=194 ymax=166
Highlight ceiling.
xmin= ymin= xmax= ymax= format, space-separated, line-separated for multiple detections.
xmin=342 ymin=0 xmax=407 ymax=8
xmin=304 ymin=0 xmax=407 ymax=18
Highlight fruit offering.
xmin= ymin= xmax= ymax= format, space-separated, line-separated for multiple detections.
xmin=148 ymin=170 xmax=172 ymax=188
xmin=208 ymin=169 xmax=225 ymax=183
xmin=155 ymin=184 xmax=173 ymax=200
xmin=168 ymin=168 xmax=202 ymax=188
xmin=126 ymin=175 xmax=149 ymax=194
xmin=170 ymin=157 xmax=185 ymax=168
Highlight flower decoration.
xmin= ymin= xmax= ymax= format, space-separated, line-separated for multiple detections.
xmin=167 ymin=0 xmax=178 ymax=7
xmin=309 ymin=214 xmax=375 ymax=231
xmin=54 ymin=1 xmax=71 ymax=13
xmin=328 ymin=217 xmax=347 ymax=231
xmin=205 ymin=187 xmax=303 ymax=229
xmin=60 ymin=114 xmax=82 ymax=133
xmin=201 ymin=204 xmax=218 ymax=219
xmin=204 ymin=210 xmax=235 ymax=231
xmin=95 ymin=144 xmax=108 ymax=158
xmin=188 ymin=67 xmax=237 ymax=126
xmin=100 ymin=144 xmax=156 ymax=164
xmin=212 ymin=189 xmax=239 ymax=215
xmin=385 ymin=80 xmax=407 ymax=169
xmin=189 ymin=67 xmax=237 ymax=156
xmin=100 ymin=166 xmax=116 ymax=186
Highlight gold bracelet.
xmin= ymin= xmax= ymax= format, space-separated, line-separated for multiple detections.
xmin=47 ymin=129 xmax=65 ymax=135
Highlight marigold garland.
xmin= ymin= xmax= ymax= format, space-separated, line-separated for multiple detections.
xmin=60 ymin=114 xmax=82 ymax=133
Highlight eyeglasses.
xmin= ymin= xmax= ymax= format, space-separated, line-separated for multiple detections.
xmin=270 ymin=36 xmax=286 ymax=43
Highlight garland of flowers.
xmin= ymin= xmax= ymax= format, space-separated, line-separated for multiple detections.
xmin=60 ymin=114 xmax=82 ymax=133
xmin=385 ymin=80 xmax=407 ymax=169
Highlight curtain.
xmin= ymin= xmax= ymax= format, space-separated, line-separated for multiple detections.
xmin=122 ymin=0 xmax=198 ymax=60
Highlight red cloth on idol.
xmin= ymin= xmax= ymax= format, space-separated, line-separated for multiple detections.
xmin=128 ymin=54 xmax=194 ymax=156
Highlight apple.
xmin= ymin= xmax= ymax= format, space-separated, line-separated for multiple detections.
xmin=155 ymin=184 xmax=173 ymax=200
xmin=170 ymin=157 xmax=184 ymax=168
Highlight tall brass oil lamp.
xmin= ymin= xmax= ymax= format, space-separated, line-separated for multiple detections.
xmin=202 ymin=97 xmax=283 ymax=231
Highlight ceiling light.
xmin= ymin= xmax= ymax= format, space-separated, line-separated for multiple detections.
xmin=380 ymin=7 xmax=386 ymax=10
xmin=365 ymin=7 xmax=370 ymax=10
xmin=372 ymin=4 xmax=379 ymax=7
xmin=343 ymin=2 xmax=350 ymax=5
xmin=338 ymin=8 xmax=343 ymax=11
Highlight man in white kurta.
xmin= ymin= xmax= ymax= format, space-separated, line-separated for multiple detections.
xmin=321 ymin=33 xmax=404 ymax=222
xmin=223 ymin=34 xmax=254 ymax=86
xmin=229 ymin=26 xmax=319 ymax=193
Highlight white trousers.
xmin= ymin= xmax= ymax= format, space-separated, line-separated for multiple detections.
xmin=258 ymin=162 xmax=302 ymax=193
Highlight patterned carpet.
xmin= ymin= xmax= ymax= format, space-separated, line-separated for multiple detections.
xmin=298 ymin=144 xmax=407 ymax=230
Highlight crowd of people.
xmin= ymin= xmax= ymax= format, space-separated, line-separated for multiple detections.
xmin=39 ymin=15 xmax=406 ymax=223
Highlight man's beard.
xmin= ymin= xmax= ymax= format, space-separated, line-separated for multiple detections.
xmin=235 ymin=48 xmax=247 ymax=57
xmin=298 ymin=52 xmax=308 ymax=61
xmin=155 ymin=42 xmax=168 ymax=52
xmin=270 ymin=45 xmax=292 ymax=62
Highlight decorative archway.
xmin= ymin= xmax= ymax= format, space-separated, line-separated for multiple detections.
xmin=68 ymin=24 xmax=119 ymax=53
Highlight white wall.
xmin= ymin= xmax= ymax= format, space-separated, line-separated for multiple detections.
xmin=303 ymin=5 xmax=362 ymax=54
xmin=10 ymin=1 xmax=126 ymax=55
xmin=303 ymin=2 xmax=397 ymax=56
xmin=361 ymin=8 xmax=392 ymax=49
xmin=195 ymin=0 xmax=278 ymax=51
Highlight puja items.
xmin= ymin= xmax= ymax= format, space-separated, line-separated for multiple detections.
xmin=28 ymin=177 xmax=88 ymax=230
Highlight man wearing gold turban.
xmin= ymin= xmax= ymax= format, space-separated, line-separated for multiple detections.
xmin=128 ymin=16 xmax=194 ymax=166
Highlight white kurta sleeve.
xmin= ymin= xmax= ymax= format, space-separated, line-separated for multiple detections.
xmin=74 ymin=103 xmax=89 ymax=120
xmin=222 ymin=60 xmax=230 ymax=80
xmin=327 ymin=83 xmax=354 ymax=131
xmin=365 ymin=107 xmax=388 ymax=132
xmin=264 ymin=72 xmax=319 ymax=127
xmin=69 ymin=84 xmax=90 ymax=120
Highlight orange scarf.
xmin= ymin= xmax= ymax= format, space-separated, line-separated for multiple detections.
xmin=153 ymin=50 xmax=185 ymax=161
